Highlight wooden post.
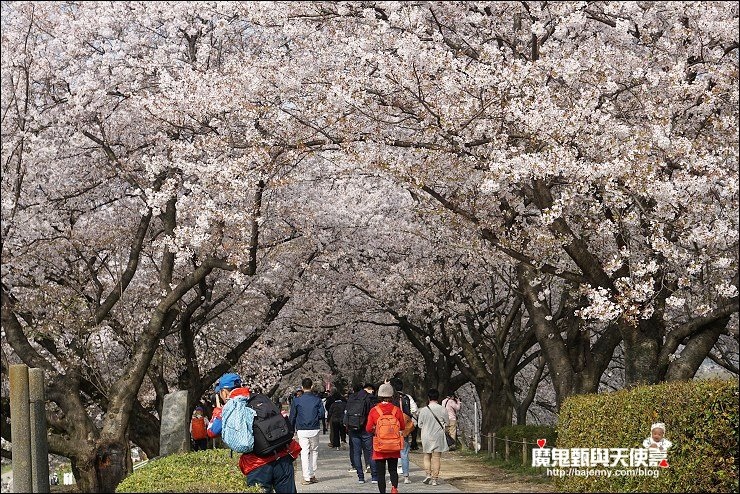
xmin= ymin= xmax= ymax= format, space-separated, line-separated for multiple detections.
xmin=487 ymin=434 xmax=493 ymax=458
xmin=505 ymin=436 xmax=509 ymax=462
xmin=10 ymin=364 xmax=33 ymax=493
xmin=29 ymin=368 xmax=50 ymax=493
xmin=522 ymin=438 xmax=528 ymax=466
xmin=492 ymin=432 xmax=496 ymax=460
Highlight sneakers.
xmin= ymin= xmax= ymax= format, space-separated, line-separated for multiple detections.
xmin=349 ymin=467 xmax=357 ymax=472
xmin=422 ymin=477 xmax=432 ymax=484
xmin=310 ymin=477 xmax=318 ymax=483
xmin=371 ymin=480 xmax=378 ymax=484
xmin=432 ymin=479 xmax=439 ymax=486
xmin=301 ymin=480 xmax=312 ymax=485
xmin=358 ymin=479 xmax=366 ymax=484
xmin=366 ymin=465 xmax=371 ymax=473
xmin=404 ymin=477 xmax=411 ymax=484
xmin=391 ymin=487 xmax=399 ymax=494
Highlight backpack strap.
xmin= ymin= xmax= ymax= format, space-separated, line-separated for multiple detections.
xmin=374 ymin=404 xmax=385 ymax=416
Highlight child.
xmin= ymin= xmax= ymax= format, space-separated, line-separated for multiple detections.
xmin=643 ymin=422 xmax=672 ymax=451
xmin=190 ymin=406 xmax=210 ymax=451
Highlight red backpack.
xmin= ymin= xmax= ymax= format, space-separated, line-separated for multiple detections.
xmin=372 ymin=405 xmax=403 ymax=453
xmin=191 ymin=416 xmax=208 ymax=440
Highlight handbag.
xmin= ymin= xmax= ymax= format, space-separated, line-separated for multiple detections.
xmin=401 ymin=412 xmax=415 ymax=438
xmin=430 ymin=408 xmax=456 ymax=450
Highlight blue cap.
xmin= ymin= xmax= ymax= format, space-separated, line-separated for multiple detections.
xmin=215 ymin=373 xmax=241 ymax=392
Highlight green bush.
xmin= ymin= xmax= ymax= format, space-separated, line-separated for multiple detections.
xmin=556 ymin=379 xmax=738 ymax=493
xmin=493 ymin=424 xmax=558 ymax=462
xmin=116 ymin=449 xmax=261 ymax=493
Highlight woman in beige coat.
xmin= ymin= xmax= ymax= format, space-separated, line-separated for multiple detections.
xmin=416 ymin=388 xmax=449 ymax=486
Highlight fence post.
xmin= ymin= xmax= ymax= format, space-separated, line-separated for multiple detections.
xmin=10 ymin=364 xmax=33 ymax=493
xmin=473 ymin=402 xmax=480 ymax=454
xmin=487 ymin=434 xmax=492 ymax=459
xmin=29 ymin=368 xmax=50 ymax=493
xmin=522 ymin=438 xmax=528 ymax=466
xmin=505 ymin=436 xmax=509 ymax=462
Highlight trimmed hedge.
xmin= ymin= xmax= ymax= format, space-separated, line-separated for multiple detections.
xmin=556 ymin=379 xmax=738 ymax=493
xmin=116 ymin=449 xmax=261 ymax=493
xmin=494 ymin=424 xmax=558 ymax=461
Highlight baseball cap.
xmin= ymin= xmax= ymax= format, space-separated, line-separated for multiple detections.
xmin=215 ymin=373 xmax=242 ymax=392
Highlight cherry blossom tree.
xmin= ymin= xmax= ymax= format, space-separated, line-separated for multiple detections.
xmin=269 ymin=1 xmax=738 ymax=399
xmin=1 ymin=2 xmax=320 ymax=490
xmin=2 ymin=3 xmax=738 ymax=490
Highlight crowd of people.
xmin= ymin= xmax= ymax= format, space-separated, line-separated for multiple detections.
xmin=189 ymin=372 xmax=463 ymax=493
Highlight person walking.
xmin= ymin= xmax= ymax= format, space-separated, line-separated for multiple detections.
xmin=344 ymin=383 xmax=378 ymax=484
xmin=289 ymin=377 xmax=324 ymax=485
xmin=366 ymin=382 xmax=405 ymax=494
xmin=320 ymin=391 xmax=328 ymax=436
xmin=207 ymin=372 xmax=301 ymax=493
xmin=390 ymin=378 xmax=418 ymax=484
xmin=417 ymin=388 xmax=449 ymax=486
xmin=190 ymin=406 xmax=210 ymax=451
xmin=328 ymin=391 xmax=347 ymax=449
xmin=441 ymin=393 xmax=461 ymax=448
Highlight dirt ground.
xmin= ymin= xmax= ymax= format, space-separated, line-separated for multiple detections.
xmin=408 ymin=449 xmax=555 ymax=493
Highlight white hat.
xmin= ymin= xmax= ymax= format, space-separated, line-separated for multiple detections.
xmin=377 ymin=383 xmax=395 ymax=398
xmin=651 ymin=422 xmax=666 ymax=432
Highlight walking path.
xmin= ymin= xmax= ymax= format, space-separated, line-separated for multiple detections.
xmin=293 ymin=442 xmax=462 ymax=493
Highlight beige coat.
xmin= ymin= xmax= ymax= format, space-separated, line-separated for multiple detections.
xmin=417 ymin=402 xmax=449 ymax=453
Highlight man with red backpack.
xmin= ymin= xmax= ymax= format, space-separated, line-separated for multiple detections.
xmin=366 ymin=382 xmax=405 ymax=494
xmin=190 ymin=406 xmax=210 ymax=451
xmin=207 ymin=372 xmax=301 ymax=493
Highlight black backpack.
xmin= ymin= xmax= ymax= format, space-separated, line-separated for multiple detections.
xmin=344 ymin=393 xmax=369 ymax=431
xmin=248 ymin=394 xmax=294 ymax=456
xmin=329 ymin=400 xmax=346 ymax=423
xmin=399 ymin=393 xmax=411 ymax=417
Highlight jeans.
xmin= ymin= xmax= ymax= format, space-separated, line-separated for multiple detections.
xmin=349 ymin=429 xmax=356 ymax=467
xmin=246 ymin=455 xmax=297 ymax=493
xmin=400 ymin=436 xmax=411 ymax=476
xmin=375 ymin=458 xmax=399 ymax=493
xmin=349 ymin=429 xmax=376 ymax=481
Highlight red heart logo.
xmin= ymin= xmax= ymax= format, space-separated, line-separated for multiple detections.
xmin=537 ymin=439 xmax=546 ymax=448
xmin=659 ymin=459 xmax=669 ymax=468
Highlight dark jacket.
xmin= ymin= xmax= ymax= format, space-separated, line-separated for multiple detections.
xmin=289 ymin=391 xmax=323 ymax=431
xmin=328 ymin=399 xmax=346 ymax=423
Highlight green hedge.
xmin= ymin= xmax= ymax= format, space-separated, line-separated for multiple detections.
xmin=556 ymin=379 xmax=738 ymax=493
xmin=116 ymin=449 xmax=261 ymax=493
xmin=494 ymin=424 xmax=558 ymax=461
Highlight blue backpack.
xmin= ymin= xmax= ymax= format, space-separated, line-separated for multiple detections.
xmin=221 ymin=396 xmax=256 ymax=453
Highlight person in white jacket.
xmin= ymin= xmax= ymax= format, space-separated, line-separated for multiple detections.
xmin=416 ymin=388 xmax=449 ymax=486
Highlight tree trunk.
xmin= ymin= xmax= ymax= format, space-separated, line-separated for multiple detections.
xmin=477 ymin=382 xmax=512 ymax=438
xmin=665 ymin=317 xmax=729 ymax=381
xmin=69 ymin=437 xmax=131 ymax=493
xmin=621 ymin=319 xmax=661 ymax=385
